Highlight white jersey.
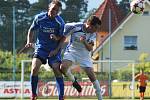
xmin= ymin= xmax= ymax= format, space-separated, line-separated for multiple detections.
xmin=64 ymin=22 xmax=96 ymax=56
xmin=63 ymin=22 xmax=96 ymax=67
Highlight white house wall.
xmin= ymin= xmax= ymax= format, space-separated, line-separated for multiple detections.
xmin=97 ymin=3 xmax=150 ymax=71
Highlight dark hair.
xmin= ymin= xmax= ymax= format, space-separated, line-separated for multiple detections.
xmin=49 ymin=0 xmax=62 ymax=8
xmin=87 ymin=15 xmax=101 ymax=26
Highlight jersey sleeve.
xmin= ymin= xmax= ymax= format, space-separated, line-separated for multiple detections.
xmin=29 ymin=15 xmax=39 ymax=31
xmin=55 ymin=16 xmax=65 ymax=37
xmin=64 ymin=23 xmax=77 ymax=37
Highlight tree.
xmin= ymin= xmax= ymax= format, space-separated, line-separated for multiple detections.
xmin=0 ymin=0 xmax=88 ymax=51
xmin=118 ymin=0 xmax=130 ymax=15
xmin=61 ymin=0 xmax=88 ymax=22
xmin=29 ymin=0 xmax=88 ymax=22
xmin=136 ymin=53 xmax=150 ymax=72
xmin=0 ymin=0 xmax=12 ymax=51
xmin=0 ymin=0 xmax=31 ymax=51
xmin=28 ymin=0 xmax=49 ymax=16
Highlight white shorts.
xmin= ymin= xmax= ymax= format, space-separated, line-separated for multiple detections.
xmin=63 ymin=51 xmax=93 ymax=68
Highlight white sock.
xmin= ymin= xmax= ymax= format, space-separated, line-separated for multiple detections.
xmin=66 ymin=68 xmax=75 ymax=82
xmin=93 ymin=80 xmax=103 ymax=100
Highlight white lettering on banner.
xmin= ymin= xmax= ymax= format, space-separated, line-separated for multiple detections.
xmin=101 ymin=85 xmax=106 ymax=95
xmin=39 ymin=82 xmax=58 ymax=97
xmin=0 ymin=81 xmax=107 ymax=98
xmin=38 ymin=81 xmax=107 ymax=97
xmin=81 ymin=85 xmax=95 ymax=96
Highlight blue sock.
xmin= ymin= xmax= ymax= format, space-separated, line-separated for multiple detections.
xmin=31 ymin=75 xmax=38 ymax=95
xmin=56 ymin=77 xmax=64 ymax=100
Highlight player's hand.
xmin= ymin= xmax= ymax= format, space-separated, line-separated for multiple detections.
xmin=50 ymin=34 xmax=60 ymax=41
xmin=79 ymin=35 xmax=86 ymax=42
xmin=25 ymin=43 xmax=35 ymax=48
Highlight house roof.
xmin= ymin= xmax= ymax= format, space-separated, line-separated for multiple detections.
xmin=93 ymin=0 xmax=150 ymax=56
xmin=92 ymin=0 xmax=127 ymax=59
xmin=95 ymin=0 xmax=125 ymax=34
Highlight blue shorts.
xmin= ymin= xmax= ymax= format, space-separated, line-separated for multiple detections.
xmin=139 ymin=86 xmax=146 ymax=93
xmin=33 ymin=48 xmax=61 ymax=66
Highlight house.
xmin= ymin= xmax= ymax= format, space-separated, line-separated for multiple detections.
xmin=93 ymin=0 xmax=150 ymax=72
xmin=93 ymin=0 xmax=126 ymax=59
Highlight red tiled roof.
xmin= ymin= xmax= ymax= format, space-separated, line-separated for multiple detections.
xmin=91 ymin=0 xmax=127 ymax=59
xmin=94 ymin=0 xmax=126 ymax=43
xmin=96 ymin=0 xmax=125 ymax=31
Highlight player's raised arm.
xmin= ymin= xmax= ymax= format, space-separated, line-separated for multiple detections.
xmin=26 ymin=15 xmax=39 ymax=48
xmin=63 ymin=23 xmax=76 ymax=37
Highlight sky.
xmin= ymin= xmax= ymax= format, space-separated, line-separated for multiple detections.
xmin=87 ymin=0 xmax=122 ymax=11
xmin=87 ymin=0 xmax=103 ymax=11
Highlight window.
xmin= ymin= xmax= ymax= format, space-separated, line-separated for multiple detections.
xmin=124 ymin=36 xmax=137 ymax=50
xmin=143 ymin=11 xmax=149 ymax=16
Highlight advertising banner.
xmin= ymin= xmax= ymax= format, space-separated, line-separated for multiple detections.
xmin=0 ymin=81 xmax=108 ymax=98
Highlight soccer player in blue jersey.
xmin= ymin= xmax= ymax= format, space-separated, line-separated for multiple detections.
xmin=25 ymin=0 xmax=65 ymax=100
xmin=61 ymin=15 xmax=103 ymax=100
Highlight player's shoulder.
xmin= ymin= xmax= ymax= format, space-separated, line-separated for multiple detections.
xmin=34 ymin=12 xmax=47 ymax=20
xmin=55 ymin=15 xmax=65 ymax=25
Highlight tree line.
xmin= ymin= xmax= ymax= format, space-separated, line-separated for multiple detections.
xmin=0 ymin=0 xmax=130 ymax=52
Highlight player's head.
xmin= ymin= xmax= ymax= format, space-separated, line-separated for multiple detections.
xmin=48 ymin=0 xmax=62 ymax=18
xmin=85 ymin=15 xmax=101 ymax=33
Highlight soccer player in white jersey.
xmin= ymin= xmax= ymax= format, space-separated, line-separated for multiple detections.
xmin=61 ymin=15 xmax=102 ymax=100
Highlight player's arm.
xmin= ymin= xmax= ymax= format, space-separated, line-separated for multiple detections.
xmin=50 ymin=34 xmax=62 ymax=41
xmin=134 ymin=74 xmax=140 ymax=80
xmin=63 ymin=23 xmax=76 ymax=36
xmin=26 ymin=15 xmax=39 ymax=48
xmin=57 ymin=36 xmax=66 ymax=50
xmin=49 ymin=36 xmax=66 ymax=57
xmin=80 ymin=37 xmax=94 ymax=51
xmin=80 ymin=33 xmax=96 ymax=51
xmin=25 ymin=28 xmax=35 ymax=48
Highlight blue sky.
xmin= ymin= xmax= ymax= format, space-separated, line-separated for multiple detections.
xmin=87 ymin=0 xmax=122 ymax=11
xmin=87 ymin=0 xmax=103 ymax=11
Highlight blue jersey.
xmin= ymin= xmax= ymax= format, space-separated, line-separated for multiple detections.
xmin=30 ymin=12 xmax=65 ymax=52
